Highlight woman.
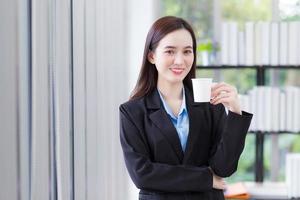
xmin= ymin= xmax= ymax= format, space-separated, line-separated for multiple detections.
xmin=119 ymin=16 xmax=252 ymax=200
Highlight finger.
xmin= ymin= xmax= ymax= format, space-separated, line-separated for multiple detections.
xmin=211 ymin=96 xmax=233 ymax=105
xmin=211 ymin=85 xmax=235 ymax=98
xmin=218 ymin=182 xmax=226 ymax=190
xmin=211 ymin=88 xmax=232 ymax=101
xmin=211 ymin=83 xmax=225 ymax=95
xmin=221 ymin=184 xmax=227 ymax=190
xmin=211 ymin=82 xmax=231 ymax=91
xmin=221 ymin=180 xmax=227 ymax=189
xmin=211 ymin=92 xmax=231 ymax=104
xmin=213 ymin=91 xmax=230 ymax=100
xmin=211 ymin=82 xmax=221 ymax=90
xmin=222 ymin=180 xmax=227 ymax=186
xmin=211 ymin=82 xmax=227 ymax=90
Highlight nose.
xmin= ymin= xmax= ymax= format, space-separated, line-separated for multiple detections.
xmin=174 ymin=53 xmax=184 ymax=65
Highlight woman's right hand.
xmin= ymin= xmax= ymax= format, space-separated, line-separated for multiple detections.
xmin=212 ymin=174 xmax=227 ymax=190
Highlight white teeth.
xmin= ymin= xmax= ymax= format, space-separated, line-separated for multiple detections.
xmin=171 ymin=68 xmax=184 ymax=73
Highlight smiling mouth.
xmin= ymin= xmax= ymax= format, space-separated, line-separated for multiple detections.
xmin=170 ymin=68 xmax=184 ymax=75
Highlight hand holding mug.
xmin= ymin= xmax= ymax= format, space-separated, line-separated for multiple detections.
xmin=210 ymin=82 xmax=242 ymax=115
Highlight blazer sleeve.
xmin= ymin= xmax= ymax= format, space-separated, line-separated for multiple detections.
xmin=208 ymin=104 xmax=253 ymax=177
xmin=119 ymin=104 xmax=213 ymax=193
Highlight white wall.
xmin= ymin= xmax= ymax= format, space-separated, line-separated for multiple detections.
xmin=127 ymin=0 xmax=158 ymax=93
xmin=126 ymin=1 xmax=158 ymax=199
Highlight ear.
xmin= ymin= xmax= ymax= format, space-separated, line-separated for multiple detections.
xmin=147 ymin=51 xmax=155 ymax=64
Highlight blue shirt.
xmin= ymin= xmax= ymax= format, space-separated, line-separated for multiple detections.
xmin=158 ymin=88 xmax=190 ymax=151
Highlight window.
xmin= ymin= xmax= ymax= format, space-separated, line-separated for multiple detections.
xmin=159 ymin=0 xmax=300 ymax=183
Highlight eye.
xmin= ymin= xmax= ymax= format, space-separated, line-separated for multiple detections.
xmin=165 ymin=50 xmax=175 ymax=55
xmin=184 ymin=50 xmax=193 ymax=55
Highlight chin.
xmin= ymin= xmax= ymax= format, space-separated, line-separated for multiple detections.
xmin=169 ymin=77 xmax=185 ymax=84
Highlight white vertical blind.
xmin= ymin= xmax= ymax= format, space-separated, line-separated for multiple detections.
xmin=73 ymin=0 xmax=86 ymax=198
xmin=1 ymin=0 xmax=151 ymax=199
xmin=17 ymin=0 xmax=31 ymax=198
xmin=31 ymin=0 xmax=51 ymax=199
xmin=73 ymin=0 xmax=129 ymax=199
xmin=73 ymin=0 xmax=87 ymax=199
xmin=0 ymin=0 xmax=19 ymax=199
xmin=85 ymin=0 xmax=98 ymax=199
xmin=97 ymin=0 xmax=106 ymax=198
xmin=0 ymin=0 xmax=158 ymax=200
xmin=52 ymin=0 xmax=73 ymax=199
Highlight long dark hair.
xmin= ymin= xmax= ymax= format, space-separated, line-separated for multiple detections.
xmin=130 ymin=16 xmax=197 ymax=100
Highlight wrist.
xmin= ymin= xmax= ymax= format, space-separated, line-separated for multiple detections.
xmin=228 ymin=102 xmax=242 ymax=115
xmin=229 ymin=108 xmax=242 ymax=115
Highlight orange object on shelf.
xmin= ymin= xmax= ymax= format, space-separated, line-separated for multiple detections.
xmin=224 ymin=182 xmax=250 ymax=199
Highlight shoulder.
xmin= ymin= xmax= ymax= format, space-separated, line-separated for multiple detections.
xmin=120 ymin=89 xmax=160 ymax=116
xmin=119 ymin=96 xmax=147 ymax=119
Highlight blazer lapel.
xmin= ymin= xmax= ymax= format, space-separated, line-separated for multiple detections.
xmin=183 ymin=87 xmax=209 ymax=164
xmin=146 ymin=89 xmax=184 ymax=162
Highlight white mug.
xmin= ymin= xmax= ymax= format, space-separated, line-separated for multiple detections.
xmin=192 ymin=78 xmax=213 ymax=102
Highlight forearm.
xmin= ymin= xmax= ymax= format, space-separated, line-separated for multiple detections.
xmin=124 ymin=152 xmax=213 ymax=192
xmin=209 ymin=111 xmax=253 ymax=177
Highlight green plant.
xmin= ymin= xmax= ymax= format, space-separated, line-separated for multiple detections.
xmin=197 ymin=40 xmax=213 ymax=52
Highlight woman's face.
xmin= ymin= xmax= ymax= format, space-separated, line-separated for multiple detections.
xmin=148 ymin=29 xmax=194 ymax=85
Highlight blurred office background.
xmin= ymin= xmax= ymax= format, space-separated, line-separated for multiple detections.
xmin=0 ymin=0 xmax=299 ymax=200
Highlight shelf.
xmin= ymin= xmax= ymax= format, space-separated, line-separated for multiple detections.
xmin=195 ymin=64 xmax=300 ymax=183
xmin=196 ymin=65 xmax=300 ymax=69
xmin=248 ymin=131 xmax=300 ymax=135
xmin=243 ymin=181 xmax=290 ymax=200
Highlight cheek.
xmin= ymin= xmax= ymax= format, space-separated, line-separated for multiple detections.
xmin=155 ymin=60 xmax=168 ymax=73
xmin=157 ymin=56 xmax=173 ymax=68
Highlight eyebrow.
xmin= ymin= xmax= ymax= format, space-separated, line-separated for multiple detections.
xmin=164 ymin=45 xmax=193 ymax=49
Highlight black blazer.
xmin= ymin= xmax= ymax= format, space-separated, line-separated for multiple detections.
xmin=119 ymin=87 xmax=252 ymax=200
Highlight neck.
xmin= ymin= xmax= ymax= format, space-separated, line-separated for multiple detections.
xmin=157 ymin=79 xmax=183 ymax=100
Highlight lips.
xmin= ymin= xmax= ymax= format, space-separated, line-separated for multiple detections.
xmin=170 ymin=68 xmax=184 ymax=75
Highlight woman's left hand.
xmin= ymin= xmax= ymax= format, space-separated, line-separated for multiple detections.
xmin=210 ymin=82 xmax=242 ymax=115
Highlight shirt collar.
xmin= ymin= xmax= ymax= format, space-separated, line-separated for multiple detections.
xmin=157 ymin=87 xmax=187 ymax=119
